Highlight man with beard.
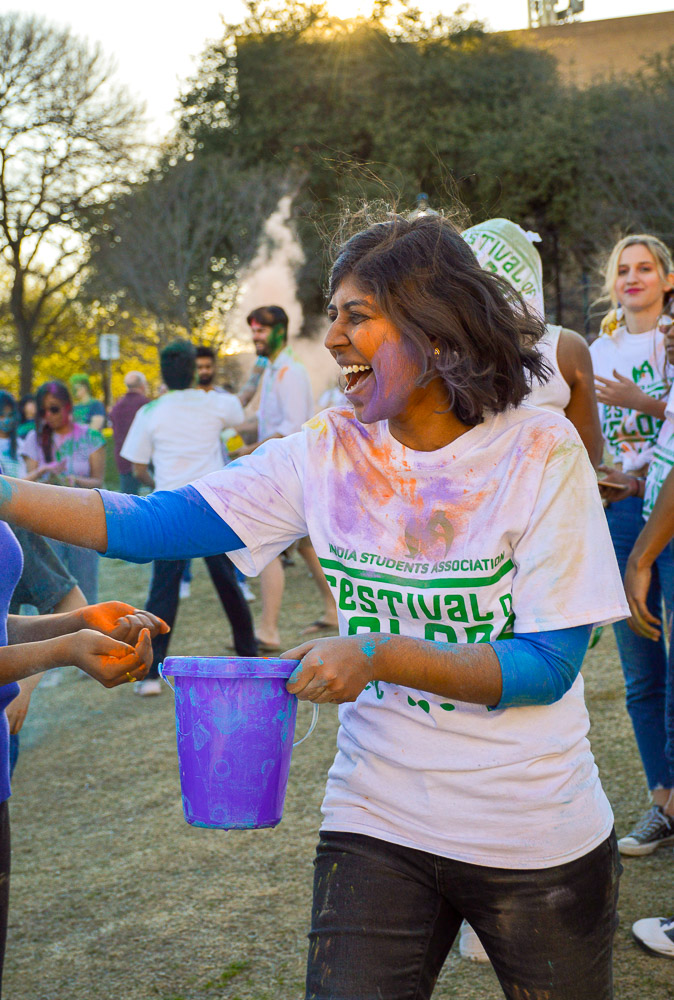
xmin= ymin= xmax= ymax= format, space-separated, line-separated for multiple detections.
xmin=195 ymin=346 xmax=222 ymax=393
xmin=233 ymin=306 xmax=337 ymax=650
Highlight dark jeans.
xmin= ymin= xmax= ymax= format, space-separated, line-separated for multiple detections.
xmin=307 ymin=831 xmax=620 ymax=1000
xmin=605 ymin=496 xmax=674 ymax=789
xmin=146 ymin=556 xmax=257 ymax=677
xmin=119 ymin=471 xmax=142 ymax=495
xmin=0 ymin=800 xmax=10 ymax=997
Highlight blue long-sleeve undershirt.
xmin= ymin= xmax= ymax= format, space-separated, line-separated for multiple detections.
xmin=99 ymin=485 xmax=244 ymax=562
xmin=97 ymin=486 xmax=591 ymax=708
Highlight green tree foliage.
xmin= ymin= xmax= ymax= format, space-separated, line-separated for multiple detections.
xmin=174 ymin=1 xmax=674 ymax=330
xmin=84 ymin=155 xmax=286 ymax=338
xmin=0 ymin=12 xmax=143 ymax=393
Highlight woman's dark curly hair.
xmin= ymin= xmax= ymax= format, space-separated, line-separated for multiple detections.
xmin=329 ymin=214 xmax=549 ymax=426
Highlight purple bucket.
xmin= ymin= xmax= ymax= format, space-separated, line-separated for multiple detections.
xmin=159 ymin=657 xmax=319 ymax=830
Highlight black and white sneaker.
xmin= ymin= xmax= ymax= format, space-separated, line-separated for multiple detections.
xmin=618 ymin=806 xmax=674 ymax=856
xmin=632 ymin=916 xmax=674 ymax=958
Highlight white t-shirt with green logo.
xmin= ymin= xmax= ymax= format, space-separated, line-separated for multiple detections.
xmin=590 ymin=326 xmax=668 ymax=473
xmin=643 ymin=384 xmax=674 ymax=518
xmin=192 ymin=405 xmax=628 ymax=869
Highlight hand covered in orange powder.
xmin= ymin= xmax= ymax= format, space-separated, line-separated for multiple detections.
xmin=67 ymin=627 xmax=152 ymax=687
xmin=77 ymin=601 xmax=169 ymax=645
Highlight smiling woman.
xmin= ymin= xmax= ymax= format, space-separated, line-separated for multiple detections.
xmin=0 ymin=212 xmax=629 ymax=1000
xmin=590 ymin=233 xmax=674 ymax=858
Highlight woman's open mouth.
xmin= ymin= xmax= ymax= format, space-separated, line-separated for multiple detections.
xmin=342 ymin=364 xmax=372 ymax=394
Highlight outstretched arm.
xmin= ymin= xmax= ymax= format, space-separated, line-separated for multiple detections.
xmin=0 ymin=628 xmax=151 ymax=688
xmin=0 ymin=477 xmax=242 ymax=561
xmin=0 ymin=476 xmax=108 ymax=551
xmin=7 ymin=601 xmax=168 ymax=646
xmin=625 ymin=464 xmax=674 ymax=639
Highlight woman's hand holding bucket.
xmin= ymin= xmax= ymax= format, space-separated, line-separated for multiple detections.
xmin=284 ymin=636 xmax=378 ymax=703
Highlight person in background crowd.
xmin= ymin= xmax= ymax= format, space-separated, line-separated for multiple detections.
xmin=118 ymin=340 xmax=257 ymax=696
xmin=592 ymin=234 xmax=674 ymax=857
xmin=0 ymin=393 xmax=24 ymax=481
xmin=193 ymin=345 xmax=256 ymax=600
xmin=21 ymin=381 xmax=105 ymax=603
xmin=108 ymin=371 xmax=150 ymax=495
xmin=195 ymin=345 xmax=224 ymax=393
xmin=234 ymin=306 xmax=336 ymax=649
xmin=69 ymin=374 xmax=106 ymax=430
xmin=456 ymin=217 xmax=604 ymax=963
xmin=17 ymin=395 xmax=35 ymax=439
xmin=462 ymin=218 xmax=603 ymax=465
xmin=623 ymin=453 xmax=674 ymax=959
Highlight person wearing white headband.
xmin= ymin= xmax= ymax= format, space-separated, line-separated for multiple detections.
xmin=463 ymin=218 xmax=602 ymax=466
xmin=459 ymin=218 xmax=605 ymax=964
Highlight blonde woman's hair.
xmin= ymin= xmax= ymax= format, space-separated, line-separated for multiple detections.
xmin=603 ymin=234 xmax=674 ymax=306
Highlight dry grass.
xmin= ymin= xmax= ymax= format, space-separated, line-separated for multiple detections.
xmin=5 ymin=557 xmax=673 ymax=999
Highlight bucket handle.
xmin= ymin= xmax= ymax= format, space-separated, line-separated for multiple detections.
xmin=159 ymin=662 xmax=174 ymax=692
xmin=158 ymin=663 xmax=319 ymax=747
xmin=294 ymin=703 xmax=319 ymax=747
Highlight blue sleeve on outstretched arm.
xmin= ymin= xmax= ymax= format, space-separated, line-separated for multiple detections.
xmin=490 ymin=624 xmax=591 ymax=708
xmin=97 ymin=485 xmax=244 ymax=563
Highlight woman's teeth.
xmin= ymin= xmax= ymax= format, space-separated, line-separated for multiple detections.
xmin=341 ymin=365 xmax=372 ymax=375
xmin=342 ymin=364 xmax=373 ymax=392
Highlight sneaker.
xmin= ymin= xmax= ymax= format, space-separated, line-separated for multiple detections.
xmin=239 ymin=581 xmax=256 ymax=602
xmin=179 ymin=580 xmax=191 ymax=599
xmin=133 ymin=679 xmax=162 ymax=697
xmin=458 ymin=921 xmax=490 ymax=964
xmin=632 ymin=916 xmax=674 ymax=958
xmin=618 ymin=805 xmax=674 ymax=856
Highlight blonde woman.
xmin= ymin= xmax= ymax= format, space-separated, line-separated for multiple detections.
xmin=593 ymin=235 xmax=674 ymax=856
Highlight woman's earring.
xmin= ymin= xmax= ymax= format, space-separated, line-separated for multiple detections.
xmin=434 ymin=347 xmax=440 ymax=356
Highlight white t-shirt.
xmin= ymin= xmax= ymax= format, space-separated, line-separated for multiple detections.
xmin=643 ymin=384 xmax=674 ymax=518
xmin=258 ymin=347 xmax=314 ymax=440
xmin=121 ymin=388 xmax=244 ymax=492
xmin=590 ymin=325 xmax=668 ymax=472
xmin=193 ymin=405 xmax=628 ymax=869
xmin=528 ymin=325 xmax=571 ymax=417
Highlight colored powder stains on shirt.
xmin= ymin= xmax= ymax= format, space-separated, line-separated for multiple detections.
xmin=191 ymin=401 xmax=627 ymax=870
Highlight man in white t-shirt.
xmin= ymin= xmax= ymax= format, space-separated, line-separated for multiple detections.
xmin=234 ymin=306 xmax=336 ymax=650
xmin=121 ymin=340 xmax=257 ymax=694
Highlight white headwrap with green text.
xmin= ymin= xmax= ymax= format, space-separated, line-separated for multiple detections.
xmin=462 ymin=218 xmax=545 ymax=320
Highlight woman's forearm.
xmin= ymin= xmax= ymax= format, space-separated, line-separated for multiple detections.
xmin=7 ymin=609 xmax=84 ymax=645
xmin=0 ymin=635 xmax=70 ymax=685
xmin=375 ymin=636 xmax=503 ymax=704
xmin=629 ymin=465 xmax=674 ymax=569
xmin=286 ymin=626 xmax=590 ymax=707
xmin=0 ymin=477 xmax=108 ymax=551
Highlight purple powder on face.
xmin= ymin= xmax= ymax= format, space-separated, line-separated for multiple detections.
xmin=359 ymin=337 xmax=424 ymax=425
